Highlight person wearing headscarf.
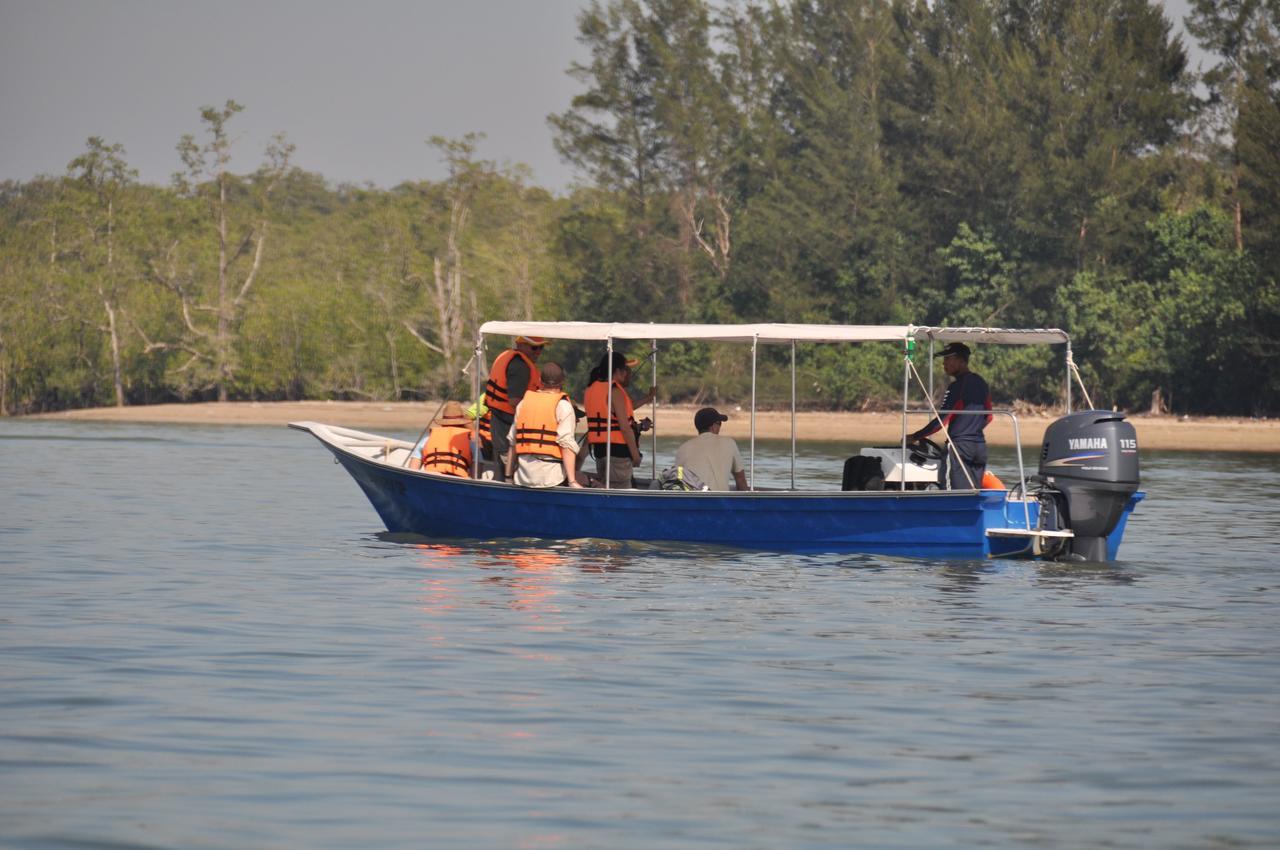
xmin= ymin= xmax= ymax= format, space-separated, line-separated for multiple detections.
xmin=582 ymin=350 xmax=645 ymax=488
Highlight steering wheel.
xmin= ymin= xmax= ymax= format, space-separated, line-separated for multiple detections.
xmin=908 ymin=436 xmax=945 ymax=463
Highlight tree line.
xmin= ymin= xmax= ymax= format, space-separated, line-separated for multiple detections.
xmin=2 ymin=0 xmax=1277 ymax=417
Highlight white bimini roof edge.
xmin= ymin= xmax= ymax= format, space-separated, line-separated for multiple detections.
xmin=478 ymin=321 xmax=1069 ymax=346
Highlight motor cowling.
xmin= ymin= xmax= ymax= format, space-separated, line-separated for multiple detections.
xmin=1038 ymin=410 xmax=1140 ymax=561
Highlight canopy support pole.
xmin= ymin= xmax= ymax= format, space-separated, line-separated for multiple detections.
xmin=901 ymin=337 xmax=911 ymax=492
xmin=1065 ymin=340 xmax=1073 ymax=413
xmin=470 ymin=336 xmax=483 ymax=478
xmin=650 ymin=338 xmax=657 ymax=481
xmin=605 ymin=338 xmax=614 ymax=490
xmin=790 ymin=340 xmax=797 ymax=491
xmin=928 ymin=339 xmax=935 ymax=398
xmin=750 ymin=335 xmax=758 ymax=491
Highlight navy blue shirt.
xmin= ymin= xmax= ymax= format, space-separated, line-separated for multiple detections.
xmin=918 ymin=371 xmax=992 ymax=443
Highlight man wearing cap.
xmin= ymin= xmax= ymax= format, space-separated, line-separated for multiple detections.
xmin=410 ymin=400 xmax=474 ymax=475
xmin=505 ymin=362 xmax=584 ymax=488
xmin=482 ymin=335 xmax=546 ymax=471
xmin=909 ymin=342 xmax=992 ymax=489
xmin=675 ymin=407 xmax=748 ymax=491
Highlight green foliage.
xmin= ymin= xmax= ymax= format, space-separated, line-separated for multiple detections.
xmin=1043 ymin=205 xmax=1261 ymax=413
xmin=2 ymin=2 xmax=1278 ymax=416
xmin=1237 ymin=59 xmax=1280 ymax=270
xmin=795 ymin=344 xmax=902 ymax=410
xmin=1143 ymin=205 xmax=1257 ymax=412
xmin=1053 ymin=270 xmax=1159 ymax=409
xmin=938 ymin=223 xmax=1020 ymax=327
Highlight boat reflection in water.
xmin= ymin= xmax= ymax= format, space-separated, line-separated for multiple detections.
xmin=410 ymin=539 xmax=626 ymax=627
xmin=484 ymin=548 xmax=570 ymax=619
xmin=410 ymin=542 xmax=469 ymax=619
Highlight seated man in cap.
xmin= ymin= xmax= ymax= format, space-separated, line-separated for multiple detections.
xmin=505 ymin=362 xmax=584 ymax=488
xmin=674 ymin=407 xmax=748 ymax=491
xmin=909 ymin=341 xmax=992 ymax=489
xmin=481 ymin=335 xmax=546 ymax=472
xmin=409 ymin=400 xmax=474 ymax=475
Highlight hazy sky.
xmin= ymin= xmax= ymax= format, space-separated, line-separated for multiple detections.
xmin=0 ymin=0 xmax=1204 ymax=195
xmin=0 ymin=0 xmax=589 ymax=191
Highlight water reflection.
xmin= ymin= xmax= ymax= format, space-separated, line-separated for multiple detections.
xmin=8 ymin=422 xmax=1280 ymax=850
xmin=410 ymin=542 xmax=469 ymax=618
xmin=403 ymin=539 xmax=638 ymax=626
xmin=559 ymin=539 xmax=631 ymax=574
xmin=482 ymin=548 xmax=570 ymax=617
xmin=809 ymin=552 xmax=898 ymax=572
xmin=1033 ymin=561 xmax=1138 ymax=587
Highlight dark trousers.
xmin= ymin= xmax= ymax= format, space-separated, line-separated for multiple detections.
xmin=940 ymin=439 xmax=987 ymax=490
xmin=483 ymin=410 xmax=515 ymax=481
xmin=489 ymin=410 xmax=514 ymax=458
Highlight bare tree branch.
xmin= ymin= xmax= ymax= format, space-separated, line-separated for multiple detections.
xmin=401 ymin=320 xmax=445 ymax=354
xmin=233 ymin=222 xmax=267 ymax=307
xmin=675 ymin=188 xmax=731 ymax=278
xmin=223 ymin=226 xmax=256 ymax=272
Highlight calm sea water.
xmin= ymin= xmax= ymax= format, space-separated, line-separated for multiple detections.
xmin=2 ymin=420 xmax=1278 ymax=850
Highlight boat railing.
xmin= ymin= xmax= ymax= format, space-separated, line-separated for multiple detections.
xmin=902 ymin=407 xmax=1033 ymax=530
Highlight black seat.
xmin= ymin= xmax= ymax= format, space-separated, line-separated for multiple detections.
xmin=842 ymin=456 xmax=884 ymax=491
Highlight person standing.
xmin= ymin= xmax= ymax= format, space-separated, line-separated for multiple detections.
xmin=505 ymin=363 xmax=583 ymax=488
xmin=909 ymin=342 xmax=992 ymax=489
xmin=481 ymin=335 xmax=545 ymax=469
xmin=674 ymin=407 xmax=748 ymax=491
xmin=582 ymin=351 xmax=643 ymax=488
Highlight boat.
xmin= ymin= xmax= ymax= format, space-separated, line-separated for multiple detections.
xmin=292 ymin=322 xmax=1144 ymax=560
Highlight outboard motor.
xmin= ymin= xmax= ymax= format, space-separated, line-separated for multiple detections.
xmin=1038 ymin=411 xmax=1140 ymax=561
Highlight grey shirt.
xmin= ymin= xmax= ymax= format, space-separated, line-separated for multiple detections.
xmin=674 ymin=432 xmax=745 ymax=491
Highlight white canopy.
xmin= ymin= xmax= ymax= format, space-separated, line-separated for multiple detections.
xmin=478 ymin=321 xmax=1069 ymax=346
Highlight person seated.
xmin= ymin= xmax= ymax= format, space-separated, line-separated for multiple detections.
xmin=410 ymin=400 xmax=474 ymax=476
xmin=674 ymin=407 xmax=748 ymax=491
xmin=505 ymin=362 xmax=584 ymax=489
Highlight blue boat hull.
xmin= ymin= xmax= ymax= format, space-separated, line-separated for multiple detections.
xmin=321 ymin=440 xmax=1142 ymax=560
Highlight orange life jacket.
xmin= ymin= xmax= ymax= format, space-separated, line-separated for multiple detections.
xmin=514 ymin=390 xmax=569 ymax=459
xmin=421 ymin=425 xmax=473 ymax=477
xmin=484 ymin=349 xmax=541 ymax=416
xmin=583 ymin=380 xmax=634 ymax=445
xmin=980 ymin=470 xmax=1006 ymax=490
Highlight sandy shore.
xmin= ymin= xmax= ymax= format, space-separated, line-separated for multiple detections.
xmin=19 ymin=400 xmax=1280 ymax=452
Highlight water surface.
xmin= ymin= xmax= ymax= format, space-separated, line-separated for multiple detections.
xmin=2 ymin=421 xmax=1278 ymax=849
